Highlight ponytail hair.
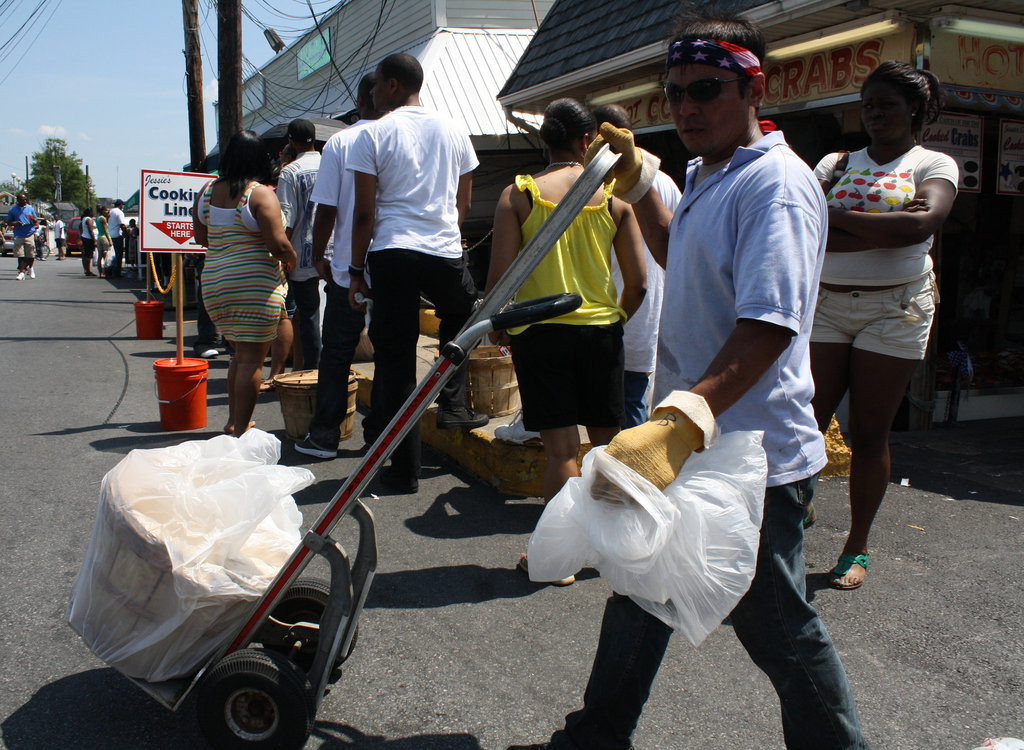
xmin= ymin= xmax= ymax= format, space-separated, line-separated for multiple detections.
xmin=863 ymin=61 xmax=944 ymax=133
xmin=539 ymin=98 xmax=595 ymax=152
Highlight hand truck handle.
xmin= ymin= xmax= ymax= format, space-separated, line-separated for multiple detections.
xmin=489 ymin=293 xmax=582 ymax=332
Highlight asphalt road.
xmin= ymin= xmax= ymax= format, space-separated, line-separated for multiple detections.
xmin=1 ymin=263 xmax=1021 ymax=749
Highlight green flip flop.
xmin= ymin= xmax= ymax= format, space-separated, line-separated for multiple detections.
xmin=829 ymin=553 xmax=869 ymax=591
xmin=802 ymin=502 xmax=817 ymax=529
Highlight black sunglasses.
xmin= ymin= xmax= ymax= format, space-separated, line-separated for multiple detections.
xmin=662 ymin=76 xmax=744 ymax=104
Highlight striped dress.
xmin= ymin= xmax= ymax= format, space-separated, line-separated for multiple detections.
xmin=198 ymin=181 xmax=288 ymax=343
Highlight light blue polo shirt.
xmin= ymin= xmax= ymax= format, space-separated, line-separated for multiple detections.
xmin=655 ymin=130 xmax=827 ymax=487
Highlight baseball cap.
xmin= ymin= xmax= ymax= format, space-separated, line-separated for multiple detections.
xmin=287 ymin=118 xmax=315 ymax=144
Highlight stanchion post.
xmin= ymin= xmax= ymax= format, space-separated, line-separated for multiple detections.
xmin=145 ymin=252 xmax=152 ymax=302
xmin=175 ymin=254 xmax=185 ymax=365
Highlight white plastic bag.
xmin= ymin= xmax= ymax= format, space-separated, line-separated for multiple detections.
xmin=66 ymin=429 xmax=314 ymax=682
xmin=528 ymin=431 xmax=767 ymax=646
xmin=973 ymin=740 xmax=1024 ymax=750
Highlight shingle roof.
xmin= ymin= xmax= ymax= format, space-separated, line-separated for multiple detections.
xmin=499 ymin=0 xmax=764 ymax=99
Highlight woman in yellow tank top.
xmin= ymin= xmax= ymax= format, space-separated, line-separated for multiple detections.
xmin=486 ymin=98 xmax=646 ymax=584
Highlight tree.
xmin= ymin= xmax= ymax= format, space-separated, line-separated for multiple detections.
xmin=26 ymin=138 xmax=92 ymax=210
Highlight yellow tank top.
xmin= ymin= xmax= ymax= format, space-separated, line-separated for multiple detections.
xmin=511 ymin=174 xmax=624 ymax=334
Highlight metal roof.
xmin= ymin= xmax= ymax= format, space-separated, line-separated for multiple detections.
xmin=421 ymin=29 xmax=540 ymax=145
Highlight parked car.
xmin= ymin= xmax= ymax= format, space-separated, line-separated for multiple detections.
xmin=2 ymin=227 xmax=13 ymax=255
xmin=67 ymin=217 xmax=82 ymax=255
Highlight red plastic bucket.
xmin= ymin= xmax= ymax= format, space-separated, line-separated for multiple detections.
xmin=153 ymin=358 xmax=209 ymax=430
xmin=134 ymin=300 xmax=165 ymax=340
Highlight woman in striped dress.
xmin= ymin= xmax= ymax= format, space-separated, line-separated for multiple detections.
xmin=192 ymin=130 xmax=297 ymax=435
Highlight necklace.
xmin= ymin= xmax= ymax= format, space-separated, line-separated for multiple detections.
xmin=548 ymin=160 xmax=582 ymax=169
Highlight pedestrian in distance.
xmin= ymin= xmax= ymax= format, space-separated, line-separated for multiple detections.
xmin=54 ymin=215 xmax=66 ymax=260
xmin=295 ymin=73 xmax=384 ymax=461
xmin=108 ymin=198 xmax=127 ymax=278
xmin=509 ymin=9 xmax=870 ymax=750
xmin=346 ymin=52 xmax=488 ymax=493
xmin=96 ymin=206 xmax=113 ymax=278
xmin=809 ymin=61 xmax=958 ymax=591
xmin=7 ymin=193 xmax=38 ymax=280
xmin=80 ymin=207 xmax=97 ymax=276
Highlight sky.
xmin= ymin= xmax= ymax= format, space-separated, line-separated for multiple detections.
xmin=0 ymin=0 xmax=333 ymax=202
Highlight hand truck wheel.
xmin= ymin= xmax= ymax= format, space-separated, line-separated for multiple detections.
xmin=262 ymin=577 xmax=359 ymax=672
xmin=196 ymin=648 xmax=314 ymax=750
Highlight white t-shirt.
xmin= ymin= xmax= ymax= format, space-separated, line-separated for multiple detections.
xmin=346 ymin=105 xmax=478 ymax=258
xmin=54 ymin=219 xmax=65 ymax=239
xmin=311 ymin=119 xmax=374 ymax=288
xmin=611 ymin=170 xmax=681 ymax=373
xmin=278 ymin=150 xmax=329 ymax=282
xmin=814 ymin=145 xmax=958 ymax=285
xmin=108 ymin=207 xmax=126 ymax=238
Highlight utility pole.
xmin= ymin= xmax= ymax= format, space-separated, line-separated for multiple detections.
xmin=217 ymin=0 xmax=243 ymax=152
xmin=182 ymin=0 xmax=206 ymax=172
xmin=54 ymin=165 xmax=62 ymax=202
xmin=86 ymin=165 xmax=91 ymax=210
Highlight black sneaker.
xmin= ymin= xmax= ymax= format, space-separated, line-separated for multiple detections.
xmin=295 ymin=435 xmax=338 ymax=460
xmin=436 ymin=405 xmax=489 ymax=430
xmin=507 ymin=744 xmax=550 ymax=750
xmin=378 ymin=466 xmax=418 ymax=494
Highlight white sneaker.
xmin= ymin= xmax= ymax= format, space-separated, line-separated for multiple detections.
xmin=28 ymin=267 xmax=35 ymax=279
xmin=16 ymin=271 xmax=25 ymax=281
xmin=494 ymin=409 xmax=543 ymax=445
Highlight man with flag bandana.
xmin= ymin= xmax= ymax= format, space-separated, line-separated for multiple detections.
xmin=508 ymin=10 xmax=870 ymax=750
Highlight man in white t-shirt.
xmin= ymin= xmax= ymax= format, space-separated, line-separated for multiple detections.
xmin=278 ymin=118 xmax=330 ymax=371
xmin=107 ymin=199 xmax=126 ymax=277
xmin=347 ymin=53 xmax=485 ymax=493
xmin=295 ymin=74 xmax=382 ymax=461
xmin=594 ymin=104 xmax=682 ymax=427
xmin=53 ymin=216 xmax=66 ymax=260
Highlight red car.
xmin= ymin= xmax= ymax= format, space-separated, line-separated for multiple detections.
xmin=66 ymin=217 xmax=82 ymax=255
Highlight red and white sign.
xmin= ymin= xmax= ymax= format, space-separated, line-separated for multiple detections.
xmin=140 ymin=169 xmax=214 ymax=253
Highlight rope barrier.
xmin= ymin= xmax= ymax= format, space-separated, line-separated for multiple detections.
xmin=148 ymin=252 xmax=176 ymax=295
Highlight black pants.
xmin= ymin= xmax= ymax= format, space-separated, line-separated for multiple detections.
xmin=367 ymin=248 xmax=478 ymax=479
xmin=308 ymin=278 xmax=366 ymax=450
xmin=110 ymin=236 xmax=125 ymax=277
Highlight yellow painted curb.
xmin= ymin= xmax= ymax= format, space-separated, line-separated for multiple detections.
xmin=351 ymin=371 xmax=850 ymax=495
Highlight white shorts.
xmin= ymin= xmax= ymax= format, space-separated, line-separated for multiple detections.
xmin=810 ymin=273 xmax=937 ymax=360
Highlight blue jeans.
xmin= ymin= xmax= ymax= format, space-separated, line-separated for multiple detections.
xmin=622 ymin=370 xmax=650 ymax=428
xmin=290 ymin=276 xmax=323 ymax=370
xmin=551 ymin=475 xmax=869 ymax=750
xmin=307 ymin=277 xmax=366 ymax=451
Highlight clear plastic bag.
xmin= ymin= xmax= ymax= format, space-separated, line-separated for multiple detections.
xmin=528 ymin=431 xmax=767 ymax=646
xmin=66 ymin=429 xmax=314 ymax=682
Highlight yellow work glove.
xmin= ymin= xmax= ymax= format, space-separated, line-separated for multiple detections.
xmin=603 ymin=392 xmax=718 ymax=491
xmin=584 ymin=122 xmax=661 ymax=204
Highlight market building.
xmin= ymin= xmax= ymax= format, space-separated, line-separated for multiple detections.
xmin=225 ymin=0 xmax=554 ymax=247
xmin=499 ymin=0 xmax=1024 ymax=426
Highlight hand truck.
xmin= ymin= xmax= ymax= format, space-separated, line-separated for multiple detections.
xmin=120 ymin=145 xmax=620 ymax=749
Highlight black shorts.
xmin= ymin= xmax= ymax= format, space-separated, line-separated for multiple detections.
xmin=510 ymin=322 xmax=624 ymax=432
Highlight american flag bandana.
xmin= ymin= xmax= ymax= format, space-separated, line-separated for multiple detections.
xmin=666 ymin=39 xmax=762 ymax=77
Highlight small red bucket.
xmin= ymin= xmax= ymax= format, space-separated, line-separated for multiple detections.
xmin=134 ymin=300 xmax=165 ymax=340
xmin=153 ymin=358 xmax=208 ymax=430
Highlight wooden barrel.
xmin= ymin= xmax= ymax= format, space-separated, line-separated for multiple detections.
xmin=274 ymin=369 xmax=358 ymax=442
xmin=466 ymin=345 xmax=520 ymax=417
